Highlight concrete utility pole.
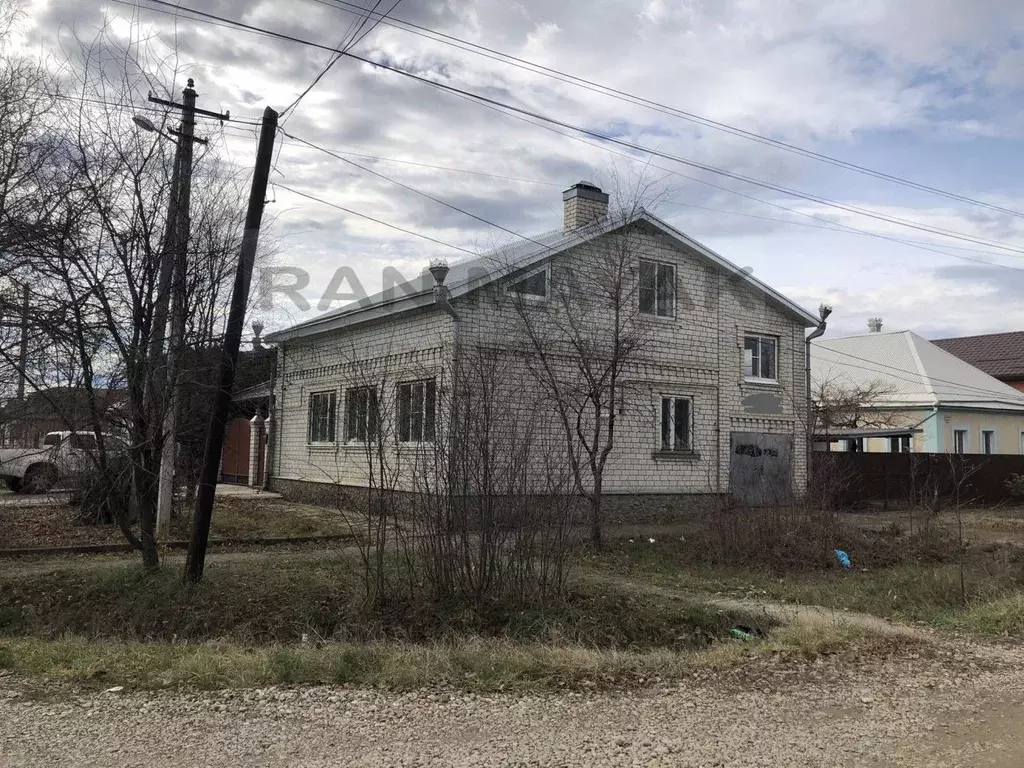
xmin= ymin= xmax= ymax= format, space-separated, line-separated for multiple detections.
xmin=138 ymin=80 xmax=227 ymax=540
xmin=16 ymin=283 xmax=28 ymax=401
xmin=186 ymin=106 xmax=279 ymax=583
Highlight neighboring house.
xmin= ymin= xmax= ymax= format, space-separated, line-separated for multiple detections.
xmin=264 ymin=182 xmax=820 ymax=508
xmin=0 ymin=387 xmax=126 ymax=448
xmin=811 ymin=329 xmax=1024 ymax=454
xmin=176 ymin=333 xmax=276 ymax=487
xmin=932 ymin=331 xmax=1024 ymax=393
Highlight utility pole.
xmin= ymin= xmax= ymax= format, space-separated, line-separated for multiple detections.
xmin=186 ymin=106 xmax=278 ymax=583
xmin=141 ymin=80 xmax=225 ymax=540
xmin=16 ymin=283 xmax=28 ymax=401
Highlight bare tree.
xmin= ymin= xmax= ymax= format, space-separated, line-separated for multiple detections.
xmin=500 ymin=182 xmax=663 ymax=549
xmin=812 ymin=377 xmax=901 ymax=435
xmin=0 ymin=17 xmax=271 ymax=567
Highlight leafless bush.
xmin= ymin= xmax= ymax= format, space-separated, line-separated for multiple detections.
xmin=338 ymin=346 xmax=578 ymax=612
xmin=697 ymin=500 xmax=842 ymax=571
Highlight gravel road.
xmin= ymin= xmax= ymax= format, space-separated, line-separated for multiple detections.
xmin=2 ymin=643 xmax=1023 ymax=767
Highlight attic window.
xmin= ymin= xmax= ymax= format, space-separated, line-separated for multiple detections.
xmin=507 ymin=267 xmax=548 ymax=299
xmin=639 ymin=260 xmax=675 ymax=317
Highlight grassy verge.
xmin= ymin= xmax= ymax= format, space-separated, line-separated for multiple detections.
xmin=587 ymin=536 xmax=1024 ymax=638
xmin=0 ymin=622 xmax=909 ymax=693
xmin=0 ymin=554 xmax=775 ymax=650
xmin=179 ymin=497 xmax=356 ymax=539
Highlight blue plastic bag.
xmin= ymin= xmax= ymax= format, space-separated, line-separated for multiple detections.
xmin=834 ymin=549 xmax=851 ymax=568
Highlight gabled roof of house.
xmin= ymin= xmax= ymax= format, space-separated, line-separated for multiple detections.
xmin=266 ymin=209 xmax=819 ymax=343
xmin=931 ymin=330 xmax=1024 ymax=381
xmin=811 ymin=330 xmax=1024 ymax=412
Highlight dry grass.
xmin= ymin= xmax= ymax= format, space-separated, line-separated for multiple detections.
xmin=587 ymin=522 xmax=1024 ymax=639
xmin=0 ymin=621 xmax=909 ymax=692
xmin=187 ymin=496 xmax=356 ymax=539
xmin=0 ymin=554 xmax=773 ymax=651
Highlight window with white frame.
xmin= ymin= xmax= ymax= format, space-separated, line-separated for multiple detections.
xmin=659 ymin=396 xmax=692 ymax=452
xmin=507 ymin=266 xmax=548 ymax=299
xmin=345 ymin=386 xmax=378 ymax=442
xmin=982 ymin=429 xmax=996 ymax=455
xmin=743 ymin=335 xmax=778 ymax=381
xmin=889 ymin=435 xmax=911 ymax=453
xmin=398 ymin=379 xmax=436 ymax=442
xmin=953 ymin=428 xmax=968 ymax=454
xmin=1020 ymin=430 xmax=1024 ymax=455
xmin=639 ymin=260 xmax=675 ymax=318
xmin=307 ymin=390 xmax=337 ymax=444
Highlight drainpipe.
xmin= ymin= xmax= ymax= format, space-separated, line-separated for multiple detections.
xmin=261 ymin=344 xmax=278 ymax=492
xmin=805 ymin=304 xmax=832 ymax=487
xmin=429 ymin=260 xmax=460 ymax=497
xmin=429 ymin=259 xmax=460 ymax=323
xmin=428 ymin=258 xmax=460 ymax=404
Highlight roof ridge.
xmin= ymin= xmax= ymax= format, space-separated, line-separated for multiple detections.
xmin=904 ymin=331 xmax=937 ymax=404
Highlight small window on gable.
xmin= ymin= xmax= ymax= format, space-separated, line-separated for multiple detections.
xmin=639 ymin=260 xmax=675 ymax=317
xmin=508 ymin=267 xmax=547 ymax=299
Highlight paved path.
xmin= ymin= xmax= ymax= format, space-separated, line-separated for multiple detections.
xmin=1 ymin=644 xmax=1022 ymax=767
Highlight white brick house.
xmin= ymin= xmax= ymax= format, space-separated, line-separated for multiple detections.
xmin=264 ymin=183 xmax=819 ymax=511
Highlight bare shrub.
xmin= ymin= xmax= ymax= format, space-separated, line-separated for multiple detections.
xmin=697 ymin=501 xmax=841 ymax=571
xmin=334 ymin=346 xmax=578 ymax=613
xmin=69 ymin=452 xmax=135 ymax=527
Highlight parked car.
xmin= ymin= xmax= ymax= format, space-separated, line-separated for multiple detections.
xmin=0 ymin=431 xmax=124 ymax=494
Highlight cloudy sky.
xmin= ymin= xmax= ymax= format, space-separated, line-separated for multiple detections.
xmin=20 ymin=0 xmax=1024 ymax=338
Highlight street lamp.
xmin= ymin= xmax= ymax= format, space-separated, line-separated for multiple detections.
xmin=134 ymin=100 xmax=193 ymax=541
xmin=132 ymin=115 xmax=157 ymax=132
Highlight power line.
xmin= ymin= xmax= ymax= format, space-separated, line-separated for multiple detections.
xmin=276 ymin=183 xmax=477 ymax=255
xmin=280 ymin=128 xmax=561 ymax=252
xmin=32 ymin=90 xmax=262 ymax=125
xmin=124 ymin=0 xmax=1024 ymax=258
xmin=282 ymin=0 xmax=401 ymax=120
xmin=281 ymin=0 xmax=372 ymax=118
xmin=346 ymin=0 xmax=401 ymax=48
xmin=280 ymin=126 xmax=1023 ymax=280
xmin=273 ymin=133 xmax=558 ymax=185
xmin=663 ymin=201 xmax=1023 ymax=271
xmin=312 ymin=0 xmax=1024 ymax=220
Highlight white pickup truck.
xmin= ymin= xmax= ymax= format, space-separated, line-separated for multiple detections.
xmin=0 ymin=431 xmax=122 ymax=494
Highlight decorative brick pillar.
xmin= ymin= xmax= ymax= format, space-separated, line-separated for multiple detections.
xmin=248 ymin=411 xmax=265 ymax=487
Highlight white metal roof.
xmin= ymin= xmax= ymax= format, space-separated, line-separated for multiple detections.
xmin=811 ymin=330 xmax=1024 ymax=412
xmin=266 ymin=209 xmax=819 ymax=342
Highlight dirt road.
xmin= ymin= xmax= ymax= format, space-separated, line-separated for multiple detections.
xmin=2 ymin=644 xmax=1022 ymax=767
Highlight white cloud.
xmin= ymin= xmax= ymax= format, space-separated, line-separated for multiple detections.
xmin=20 ymin=0 xmax=1024 ymax=335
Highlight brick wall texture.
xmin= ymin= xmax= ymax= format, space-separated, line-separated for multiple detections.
xmin=270 ymin=219 xmax=809 ymax=505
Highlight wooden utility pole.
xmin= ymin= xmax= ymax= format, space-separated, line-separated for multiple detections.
xmin=185 ymin=106 xmax=278 ymax=583
xmin=142 ymin=80 xmax=225 ymax=539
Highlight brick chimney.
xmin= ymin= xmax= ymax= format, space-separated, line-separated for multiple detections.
xmin=562 ymin=181 xmax=609 ymax=230
xmin=867 ymin=317 xmax=883 ymax=333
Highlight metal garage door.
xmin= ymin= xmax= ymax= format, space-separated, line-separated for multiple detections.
xmin=729 ymin=432 xmax=794 ymax=506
